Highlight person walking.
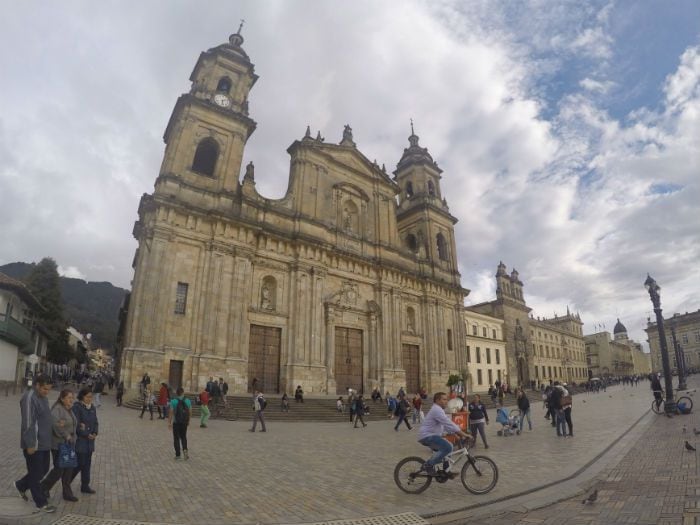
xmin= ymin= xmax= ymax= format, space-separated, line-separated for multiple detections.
xmin=517 ymin=389 xmax=533 ymax=432
xmin=116 ymin=381 xmax=124 ymax=407
xmin=92 ymin=378 xmax=104 ymax=408
xmin=219 ymin=378 xmax=229 ymax=408
xmin=562 ymin=391 xmax=573 ymax=437
xmin=199 ymin=388 xmax=210 ymax=428
xmin=157 ymin=383 xmax=170 ymax=420
xmin=353 ymin=395 xmax=367 ymax=428
xmin=40 ymin=389 xmax=79 ymax=502
xmin=169 ymin=387 xmax=191 ymax=460
xmin=411 ymin=393 xmax=423 ymax=425
xmin=71 ymin=388 xmax=98 ymax=494
xmin=15 ymin=374 xmax=56 ymax=513
xmin=139 ymin=386 xmax=155 ymax=420
xmin=250 ymin=390 xmax=267 ymax=432
xmin=394 ymin=395 xmax=412 ymax=431
xmin=467 ymin=394 xmax=490 ymax=449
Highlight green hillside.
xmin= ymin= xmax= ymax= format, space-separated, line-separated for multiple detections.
xmin=0 ymin=261 xmax=128 ymax=350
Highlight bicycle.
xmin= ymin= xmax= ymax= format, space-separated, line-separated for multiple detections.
xmin=651 ymin=391 xmax=693 ymax=414
xmin=394 ymin=438 xmax=498 ymax=494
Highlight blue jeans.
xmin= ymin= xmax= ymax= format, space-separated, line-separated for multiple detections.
xmin=519 ymin=408 xmax=532 ymax=431
xmin=418 ymin=435 xmax=453 ymax=467
xmin=556 ymin=409 xmax=567 ymax=436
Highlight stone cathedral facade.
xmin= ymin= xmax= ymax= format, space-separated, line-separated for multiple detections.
xmin=119 ymin=30 xmax=469 ymax=395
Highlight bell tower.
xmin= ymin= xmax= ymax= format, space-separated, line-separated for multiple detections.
xmin=394 ymin=122 xmax=460 ymax=284
xmin=156 ymin=24 xmax=258 ymax=196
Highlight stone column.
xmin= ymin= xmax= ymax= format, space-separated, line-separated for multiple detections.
xmin=325 ymin=304 xmax=336 ymax=394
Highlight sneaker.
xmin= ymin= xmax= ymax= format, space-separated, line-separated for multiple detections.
xmin=175 ymin=455 xmax=182 ymax=460
xmin=39 ymin=505 xmax=57 ymax=513
xmin=81 ymin=487 xmax=96 ymax=494
xmin=63 ymin=495 xmax=79 ymax=502
xmin=15 ymin=481 xmax=28 ymax=502
xmin=183 ymin=450 xmax=189 ymax=460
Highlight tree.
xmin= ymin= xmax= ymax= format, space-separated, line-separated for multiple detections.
xmin=24 ymin=258 xmax=73 ymax=363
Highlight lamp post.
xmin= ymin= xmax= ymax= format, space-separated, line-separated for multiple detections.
xmin=670 ymin=323 xmax=687 ymax=391
xmin=644 ymin=275 xmax=676 ymax=413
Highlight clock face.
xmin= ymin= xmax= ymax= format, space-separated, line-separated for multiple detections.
xmin=213 ymin=94 xmax=231 ymax=108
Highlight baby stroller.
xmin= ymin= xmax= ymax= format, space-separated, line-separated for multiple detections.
xmin=496 ymin=407 xmax=521 ymax=436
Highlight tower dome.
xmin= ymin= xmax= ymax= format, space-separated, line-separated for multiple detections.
xmin=613 ymin=318 xmax=627 ymax=334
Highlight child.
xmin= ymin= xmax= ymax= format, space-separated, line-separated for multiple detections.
xmin=336 ymin=397 xmax=344 ymax=413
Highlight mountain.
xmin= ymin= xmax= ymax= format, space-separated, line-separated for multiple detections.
xmin=0 ymin=262 xmax=128 ymax=350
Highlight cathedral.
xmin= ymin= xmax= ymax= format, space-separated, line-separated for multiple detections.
xmin=119 ymin=30 xmax=469 ymax=395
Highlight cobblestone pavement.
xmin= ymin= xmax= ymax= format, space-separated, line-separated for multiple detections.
xmin=0 ymin=383 xmax=654 ymax=524
xmin=454 ymin=379 xmax=700 ymax=525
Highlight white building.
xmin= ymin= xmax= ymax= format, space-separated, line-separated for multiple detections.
xmin=0 ymin=272 xmax=46 ymax=385
xmin=464 ymin=310 xmax=508 ymax=393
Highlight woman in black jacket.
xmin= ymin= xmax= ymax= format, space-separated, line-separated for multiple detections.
xmin=71 ymin=388 xmax=98 ymax=494
xmin=517 ymin=389 xmax=532 ymax=432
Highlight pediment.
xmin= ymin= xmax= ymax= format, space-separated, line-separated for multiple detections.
xmin=309 ymin=142 xmax=398 ymax=191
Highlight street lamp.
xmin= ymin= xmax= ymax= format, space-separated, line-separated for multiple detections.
xmin=669 ymin=323 xmax=687 ymax=391
xmin=644 ymin=275 xmax=676 ymax=413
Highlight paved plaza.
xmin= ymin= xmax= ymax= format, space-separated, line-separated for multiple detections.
xmin=0 ymin=382 xmax=678 ymax=524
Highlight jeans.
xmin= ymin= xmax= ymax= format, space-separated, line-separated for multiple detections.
xmin=354 ymin=412 xmax=366 ymax=427
xmin=470 ymin=421 xmax=488 ymax=447
xmin=70 ymin=451 xmax=93 ymax=490
xmin=556 ymin=409 xmax=567 ymax=436
xmin=172 ymin=423 xmax=188 ymax=456
xmin=419 ymin=435 xmax=453 ymax=467
xmin=412 ymin=408 xmax=422 ymax=425
xmin=41 ymin=448 xmax=76 ymax=498
xmin=200 ymin=404 xmax=210 ymax=426
xmin=251 ymin=410 xmax=266 ymax=431
xmin=563 ymin=407 xmax=573 ymax=436
xmin=519 ymin=408 xmax=532 ymax=431
xmin=16 ymin=449 xmax=51 ymax=508
xmin=394 ymin=412 xmax=412 ymax=430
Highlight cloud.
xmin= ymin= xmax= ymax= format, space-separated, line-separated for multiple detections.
xmin=58 ymin=265 xmax=87 ymax=280
xmin=0 ymin=0 xmax=697 ymax=349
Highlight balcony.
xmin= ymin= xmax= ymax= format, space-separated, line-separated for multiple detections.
xmin=0 ymin=313 xmax=33 ymax=351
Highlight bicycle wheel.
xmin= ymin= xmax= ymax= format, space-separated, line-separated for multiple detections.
xmin=651 ymin=399 xmax=664 ymax=414
xmin=394 ymin=456 xmax=432 ymax=494
xmin=677 ymin=396 xmax=693 ymax=413
xmin=461 ymin=455 xmax=498 ymax=495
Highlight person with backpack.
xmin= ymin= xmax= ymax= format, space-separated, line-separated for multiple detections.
xmin=199 ymin=388 xmax=210 ymax=428
xmin=394 ymin=394 xmax=412 ymax=431
xmin=353 ymin=395 xmax=367 ymax=428
xmin=168 ymin=387 xmax=191 ymax=460
xmin=249 ymin=390 xmax=267 ymax=432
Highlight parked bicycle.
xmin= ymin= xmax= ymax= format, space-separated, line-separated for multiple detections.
xmin=651 ymin=391 xmax=693 ymax=414
xmin=394 ymin=438 xmax=498 ymax=494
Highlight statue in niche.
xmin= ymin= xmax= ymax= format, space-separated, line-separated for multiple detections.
xmin=343 ymin=207 xmax=353 ymax=232
xmin=407 ymin=308 xmax=416 ymax=334
xmin=261 ymin=283 xmax=273 ymax=310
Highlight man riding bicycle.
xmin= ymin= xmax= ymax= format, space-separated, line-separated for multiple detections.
xmin=418 ymin=392 xmax=471 ymax=474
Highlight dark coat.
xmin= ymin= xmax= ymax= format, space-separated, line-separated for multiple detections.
xmin=517 ymin=394 xmax=530 ymax=412
xmin=72 ymin=402 xmax=99 ymax=454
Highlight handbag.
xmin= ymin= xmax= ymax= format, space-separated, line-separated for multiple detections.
xmin=58 ymin=441 xmax=78 ymax=469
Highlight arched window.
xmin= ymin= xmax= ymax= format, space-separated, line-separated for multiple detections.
xmin=260 ymin=276 xmax=277 ymax=311
xmin=428 ymin=180 xmax=436 ymax=196
xmin=191 ymin=138 xmax=219 ymax=177
xmin=406 ymin=182 xmax=414 ymax=198
xmin=216 ymin=77 xmax=232 ymax=93
xmin=436 ymin=233 xmax=448 ymax=261
xmin=406 ymin=233 xmax=418 ymax=252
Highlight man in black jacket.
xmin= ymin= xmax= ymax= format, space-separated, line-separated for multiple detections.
xmin=15 ymin=374 xmax=56 ymax=513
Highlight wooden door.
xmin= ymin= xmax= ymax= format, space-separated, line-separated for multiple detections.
xmin=248 ymin=325 xmax=281 ymax=394
xmin=335 ymin=327 xmax=363 ymax=394
xmin=402 ymin=344 xmax=420 ymax=394
xmin=168 ymin=360 xmax=184 ymax=391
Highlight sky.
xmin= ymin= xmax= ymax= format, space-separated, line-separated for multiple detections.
xmin=1 ymin=1 xmax=698 ymax=348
